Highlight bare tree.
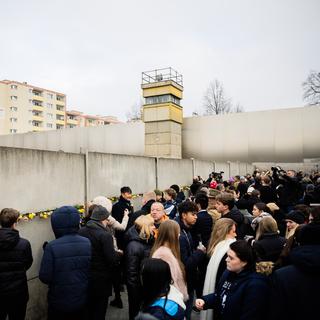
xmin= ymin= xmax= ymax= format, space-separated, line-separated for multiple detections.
xmin=126 ymin=101 xmax=142 ymax=122
xmin=203 ymin=79 xmax=232 ymax=115
xmin=303 ymin=70 xmax=320 ymax=105
xmin=234 ymin=103 xmax=244 ymax=113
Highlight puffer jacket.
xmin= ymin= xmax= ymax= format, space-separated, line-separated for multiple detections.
xmin=39 ymin=206 xmax=91 ymax=312
xmin=78 ymin=220 xmax=117 ymax=297
xmin=0 ymin=228 xmax=33 ymax=302
xmin=125 ymin=225 xmax=153 ymax=288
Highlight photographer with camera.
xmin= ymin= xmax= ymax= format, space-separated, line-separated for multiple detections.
xmin=271 ymin=167 xmax=303 ymax=213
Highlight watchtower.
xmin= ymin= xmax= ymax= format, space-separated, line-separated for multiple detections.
xmin=141 ymin=67 xmax=183 ymax=158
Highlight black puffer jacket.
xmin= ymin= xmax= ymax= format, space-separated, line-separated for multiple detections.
xmin=78 ymin=220 xmax=117 ymax=296
xmin=125 ymin=226 xmax=153 ymax=288
xmin=0 ymin=228 xmax=33 ymax=301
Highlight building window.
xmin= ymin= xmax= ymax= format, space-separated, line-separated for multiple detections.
xmin=10 ymin=129 xmax=17 ymax=133
xmin=56 ymin=105 xmax=64 ymax=111
xmin=56 ymin=95 xmax=64 ymax=101
xmin=28 ymin=120 xmax=33 ymax=125
xmin=56 ymin=115 xmax=64 ymax=121
xmin=47 ymin=93 xmax=54 ymax=99
xmin=10 ymin=96 xmax=18 ymax=101
xmin=56 ymin=124 xmax=64 ymax=129
xmin=10 ymin=85 xmax=18 ymax=89
xmin=32 ymin=90 xmax=42 ymax=97
xmin=29 ymin=89 xmax=33 ymax=93
xmin=47 ymin=113 xmax=53 ymax=118
xmin=47 ymin=103 xmax=53 ymax=108
xmin=32 ymin=100 xmax=42 ymax=106
xmin=47 ymin=123 xmax=53 ymax=128
xmin=10 ymin=117 xmax=17 ymax=122
xmin=10 ymin=106 xmax=18 ymax=112
xmin=145 ymin=94 xmax=180 ymax=105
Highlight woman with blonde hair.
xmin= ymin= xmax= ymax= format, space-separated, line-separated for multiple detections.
xmin=253 ymin=216 xmax=285 ymax=263
xmin=125 ymin=215 xmax=155 ymax=320
xmin=151 ymin=220 xmax=188 ymax=302
xmin=201 ymin=218 xmax=236 ymax=320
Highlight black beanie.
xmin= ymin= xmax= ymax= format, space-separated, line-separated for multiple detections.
xmin=286 ymin=210 xmax=305 ymax=225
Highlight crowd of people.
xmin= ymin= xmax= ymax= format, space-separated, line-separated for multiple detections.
xmin=0 ymin=167 xmax=320 ymax=320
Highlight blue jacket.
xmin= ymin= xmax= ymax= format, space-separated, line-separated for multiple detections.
xmin=39 ymin=206 xmax=91 ymax=312
xmin=203 ymin=269 xmax=270 ymax=320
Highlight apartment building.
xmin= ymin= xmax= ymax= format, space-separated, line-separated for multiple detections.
xmin=0 ymin=80 xmax=66 ymax=134
xmin=66 ymin=110 xmax=120 ymax=129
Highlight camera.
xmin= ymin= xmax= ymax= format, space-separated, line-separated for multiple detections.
xmin=212 ymin=171 xmax=224 ymax=183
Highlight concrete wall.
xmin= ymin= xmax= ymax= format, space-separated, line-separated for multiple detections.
xmin=88 ymin=153 xmax=156 ymax=199
xmin=1 ymin=107 xmax=319 ymax=163
xmin=194 ymin=159 xmax=214 ymax=180
xmin=0 ymin=122 xmax=145 ymax=156
xmin=17 ymin=219 xmax=55 ymax=320
xmin=182 ymin=106 xmax=320 ymax=162
xmin=0 ymin=147 xmax=85 ymax=213
xmin=157 ymin=158 xmax=193 ymax=190
xmin=253 ymin=162 xmax=319 ymax=173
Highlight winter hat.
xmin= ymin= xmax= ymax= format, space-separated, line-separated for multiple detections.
xmin=266 ymin=202 xmax=279 ymax=213
xmin=92 ymin=196 xmax=112 ymax=213
xmin=296 ymin=223 xmax=320 ymax=245
xmin=90 ymin=205 xmax=110 ymax=221
xmin=286 ymin=210 xmax=305 ymax=224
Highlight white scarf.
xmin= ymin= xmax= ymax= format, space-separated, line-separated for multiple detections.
xmin=200 ymin=238 xmax=236 ymax=320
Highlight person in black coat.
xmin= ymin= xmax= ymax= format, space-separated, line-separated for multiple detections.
xmin=269 ymin=222 xmax=320 ymax=320
xmin=195 ymin=240 xmax=270 ymax=320
xmin=253 ymin=216 xmax=286 ymax=263
xmin=260 ymin=175 xmax=277 ymax=204
xmin=112 ymin=186 xmax=134 ymax=249
xmin=175 ymin=201 xmax=206 ymax=320
xmin=216 ymin=193 xmax=246 ymax=239
xmin=39 ymin=206 xmax=91 ymax=320
xmin=125 ymin=215 xmax=155 ymax=320
xmin=78 ymin=205 xmax=117 ymax=320
xmin=0 ymin=208 xmax=33 ymax=320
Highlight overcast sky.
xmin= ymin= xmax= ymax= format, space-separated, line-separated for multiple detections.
xmin=1 ymin=0 xmax=319 ymax=120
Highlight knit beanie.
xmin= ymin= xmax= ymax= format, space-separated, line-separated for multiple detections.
xmin=286 ymin=210 xmax=305 ymax=224
xmin=90 ymin=205 xmax=110 ymax=221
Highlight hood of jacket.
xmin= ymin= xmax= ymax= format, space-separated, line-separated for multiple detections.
xmin=51 ymin=206 xmax=80 ymax=238
xmin=0 ymin=228 xmax=19 ymax=250
xmin=290 ymin=245 xmax=320 ymax=274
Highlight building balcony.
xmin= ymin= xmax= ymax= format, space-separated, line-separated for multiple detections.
xmin=32 ymin=115 xmax=43 ymax=122
xmin=56 ymin=99 xmax=65 ymax=105
xmin=32 ymin=105 xmax=44 ymax=112
xmin=66 ymin=118 xmax=78 ymax=125
xmin=32 ymin=126 xmax=43 ymax=132
xmin=33 ymin=95 xmax=44 ymax=102
xmin=56 ymin=109 xmax=65 ymax=115
xmin=56 ymin=119 xmax=65 ymax=126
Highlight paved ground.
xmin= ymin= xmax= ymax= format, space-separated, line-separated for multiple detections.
xmin=106 ymin=290 xmax=200 ymax=319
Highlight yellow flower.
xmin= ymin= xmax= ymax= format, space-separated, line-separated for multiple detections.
xmin=78 ymin=208 xmax=85 ymax=213
xmin=28 ymin=213 xmax=36 ymax=220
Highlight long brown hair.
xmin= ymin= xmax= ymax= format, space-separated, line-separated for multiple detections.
xmin=207 ymin=218 xmax=236 ymax=256
xmin=150 ymin=220 xmax=185 ymax=278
